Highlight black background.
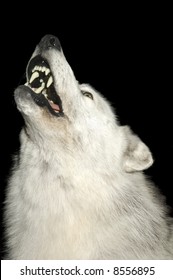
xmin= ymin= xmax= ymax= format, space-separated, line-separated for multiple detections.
xmin=1 ymin=5 xmax=172 ymax=258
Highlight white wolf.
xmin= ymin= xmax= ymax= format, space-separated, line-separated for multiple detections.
xmin=5 ymin=35 xmax=173 ymax=259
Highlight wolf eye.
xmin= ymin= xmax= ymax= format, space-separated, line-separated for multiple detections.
xmin=81 ymin=91 xmax=93 ymax=100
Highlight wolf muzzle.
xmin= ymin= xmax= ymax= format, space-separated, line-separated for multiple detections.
xmin=38 ymin=34 xmax=61 ymax=52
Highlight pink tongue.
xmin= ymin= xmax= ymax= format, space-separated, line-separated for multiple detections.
xmin=48 ymin=101 xmax=60 ymax=112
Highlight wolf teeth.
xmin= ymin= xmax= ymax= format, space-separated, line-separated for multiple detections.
xmin=29 ymin=65 xmax=52 ymax=88
xmin=34 ymin=85 xmax=44 ymax=94
xmin=31 ymin=65 xmax=50 ymax=76
xmin=30 ymin=72 xmax=39 ymax=84
xmin=47 ymin=76 xmax=53 ymax=88
xmin=45 ymin=68 xmax=50 ymax=75
xmin=33 ymin=82 xmax=46 ymax=94
xmin=28 ymin=64 xmax=53 ymax=94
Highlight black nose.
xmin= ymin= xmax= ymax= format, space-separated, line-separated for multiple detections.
xmin=38 ymin=35 xmax=61 ymax=52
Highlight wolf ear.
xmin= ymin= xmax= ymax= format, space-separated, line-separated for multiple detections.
xmin=122 ymin=126 xmax=154 ymax=173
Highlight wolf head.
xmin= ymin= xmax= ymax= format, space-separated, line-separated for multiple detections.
xmin=15 ymin=35 xmax=153 ymax=173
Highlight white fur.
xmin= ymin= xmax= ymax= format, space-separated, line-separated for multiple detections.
xmin=5 ymin=37 xmax=173 ymax=260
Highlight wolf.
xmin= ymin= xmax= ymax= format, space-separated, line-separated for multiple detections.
xmin=4 ymin=35 xmax=173 ymax=259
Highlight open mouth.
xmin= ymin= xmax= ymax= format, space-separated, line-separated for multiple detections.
xmin=26 ymin=55 xmax=63 ymax=117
